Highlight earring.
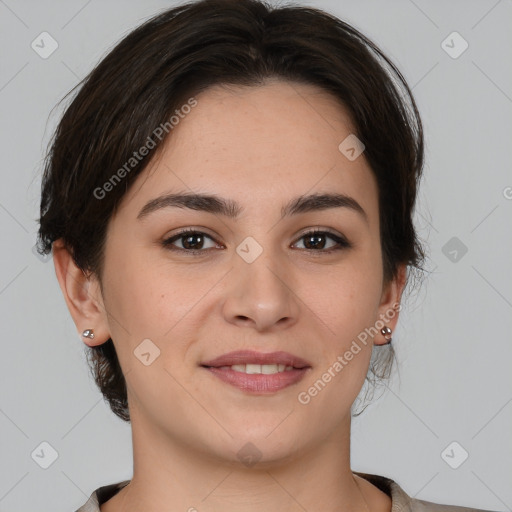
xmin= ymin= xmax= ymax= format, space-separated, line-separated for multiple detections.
xmin=380 ymin=326 xmax=392 ymax=345
xmin=82 ymin=329 xmax=95 ymax=339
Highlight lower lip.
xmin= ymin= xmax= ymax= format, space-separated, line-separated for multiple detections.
xmin=203 ymin=366 xmax=310 ymax=393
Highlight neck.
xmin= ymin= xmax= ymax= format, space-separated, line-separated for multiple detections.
xmin=103 ymin=412 xmax=376 ymax=512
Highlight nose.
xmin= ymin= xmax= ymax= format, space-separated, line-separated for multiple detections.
xmin=221 ymin=246 xmax=300 ymax=332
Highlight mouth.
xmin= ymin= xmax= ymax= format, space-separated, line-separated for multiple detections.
xmin=200 ymin=350 xmax=311 ymax=393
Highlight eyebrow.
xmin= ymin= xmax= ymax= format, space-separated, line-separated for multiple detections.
xmin=137 ymin=191 xmax=368 ymax=223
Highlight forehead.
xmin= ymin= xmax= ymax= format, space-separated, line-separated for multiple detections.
xmin=116 ymin=80 xmax=378 ymax=223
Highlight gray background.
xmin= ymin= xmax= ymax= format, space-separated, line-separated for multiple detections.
xmin=1 ymin=0 xmax=511 ymax=510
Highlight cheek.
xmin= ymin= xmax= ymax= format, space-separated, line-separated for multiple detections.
xmin=105 ymin=265 xmax=179 ymax=335
xmin=102 ymin=250 xmax=223 ymax=357
xmin=296 ymin=264 xmax=381 ymax=413
xmin=312 ymin=255 xmax=383 ymax=342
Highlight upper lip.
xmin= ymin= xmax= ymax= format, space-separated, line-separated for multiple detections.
xmin=201 ymin=350 xmax=311 ymax=369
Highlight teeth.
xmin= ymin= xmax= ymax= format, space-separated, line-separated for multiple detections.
xmin=229 ymin=364 xmax=294 ymax=374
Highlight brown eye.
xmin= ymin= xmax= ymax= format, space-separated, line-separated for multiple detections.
xmin=293 ymin=230 xmax=351 ymax=252
xmin=162 ymin=230 xmax=220 ymax=252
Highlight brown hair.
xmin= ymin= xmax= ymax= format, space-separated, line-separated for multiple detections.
xmin=37 ymin=0 xmax=425 ymax=422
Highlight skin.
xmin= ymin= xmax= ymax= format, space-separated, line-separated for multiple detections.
xmin=53 ymin=79 xmax=406 ymax=512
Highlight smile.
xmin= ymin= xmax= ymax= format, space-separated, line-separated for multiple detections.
xmin=220 ymin=363 xmax=294 ymax=374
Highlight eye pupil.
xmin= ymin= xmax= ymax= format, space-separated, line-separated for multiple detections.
xmin=304 ymin=233 xmax=325 ymax=249
xmin=183 ymin=233 xmax=203 ymax=249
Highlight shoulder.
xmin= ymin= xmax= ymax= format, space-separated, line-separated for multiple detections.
xmin=353 ymin=471 xmax=499 ymax=512
xmin=74 ymin=480 xmax=130 ymax=512
xmin=76 ymin=474 xmax=499 ymax=512
xmin=409 ymin=497 xmax=498 ymax=512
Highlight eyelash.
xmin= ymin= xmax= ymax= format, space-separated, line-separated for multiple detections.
xmin=161 ymin=227 xmax=351 ymax=255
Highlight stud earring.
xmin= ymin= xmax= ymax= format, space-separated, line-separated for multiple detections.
xmin=82 ymin=329 xmax=95 ymax=339
xmin=380 ymin=326 xmax=392 ymax=345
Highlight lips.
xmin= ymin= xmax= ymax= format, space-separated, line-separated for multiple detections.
xmin=201 ymin=350 xmax=312 ymax=393
xmin=201 ymin=350 xmax=311 ymax=369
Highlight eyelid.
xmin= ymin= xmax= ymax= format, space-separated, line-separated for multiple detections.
xmin=163 ymin=226 xmax=222 ymax=242
xmin=294 ymin=226 xmax=344 ymax=239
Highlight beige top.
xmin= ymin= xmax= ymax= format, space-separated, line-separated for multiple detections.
xmin=74 ymin=472 xmax=497 ymax=512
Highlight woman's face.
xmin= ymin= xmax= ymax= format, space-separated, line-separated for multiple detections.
xmin=83 ymin=80 xmax=403 ymax=464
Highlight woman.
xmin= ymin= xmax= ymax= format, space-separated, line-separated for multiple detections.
xmin=36 ymin=0 xmax=497 ymax=510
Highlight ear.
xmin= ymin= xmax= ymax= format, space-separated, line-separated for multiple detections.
xmin=52 ymin=238 xmax=111 ymax=347
xmin=374 ymin=264 xmax=407 ymax=346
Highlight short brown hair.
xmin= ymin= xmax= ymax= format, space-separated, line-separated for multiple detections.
xmin=37 ymin=0 xmax=425 ymax=422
